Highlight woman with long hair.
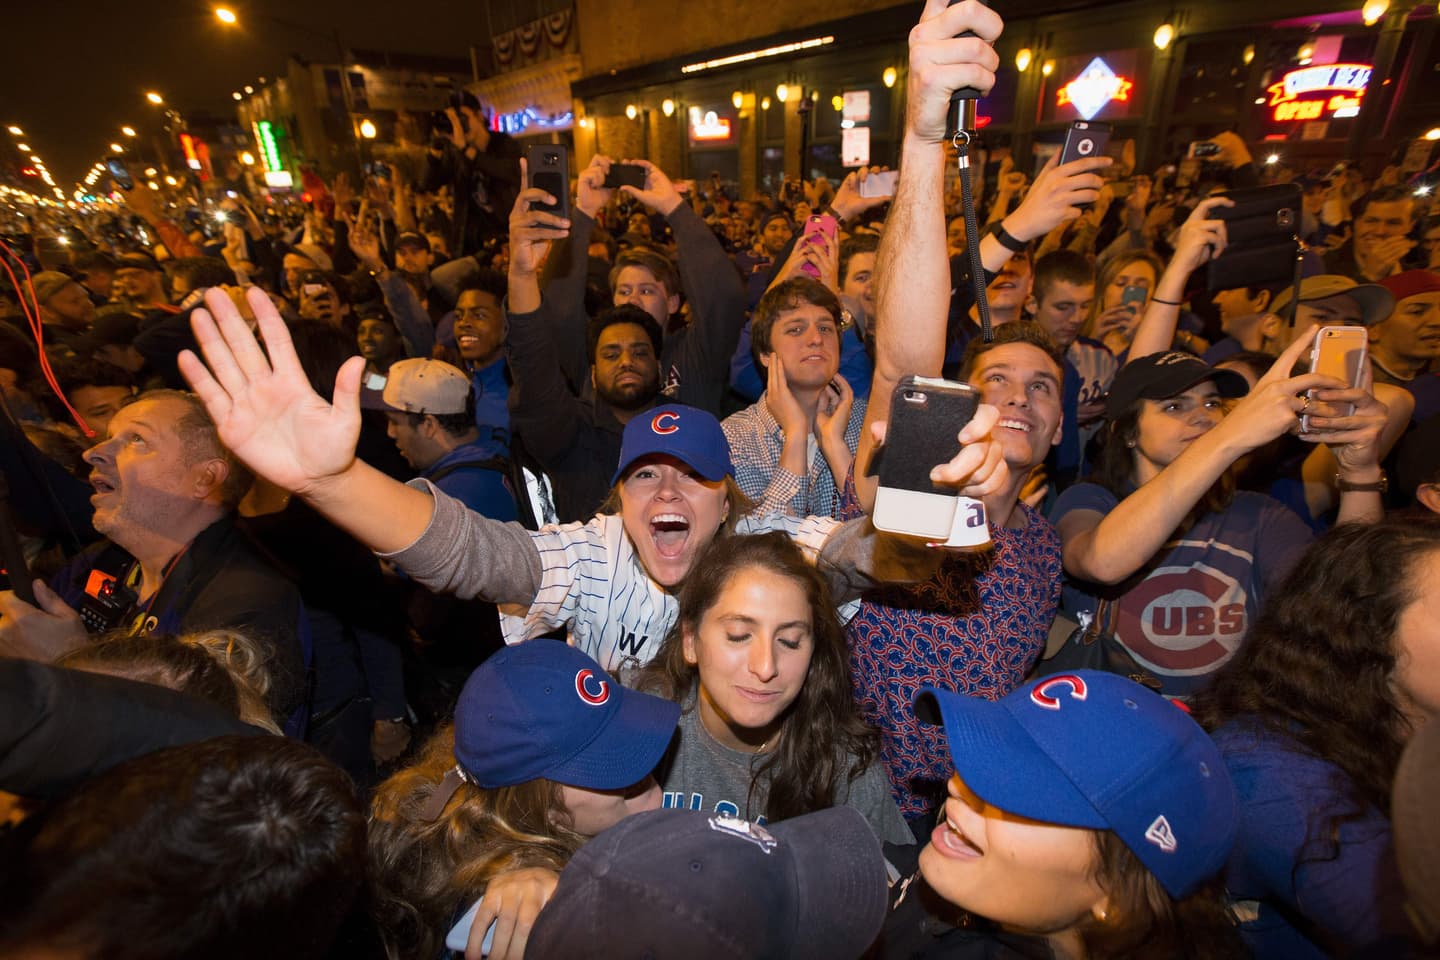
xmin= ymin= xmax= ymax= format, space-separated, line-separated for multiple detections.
xmin=633 ymin=533 xmax=910 ymax=843
xmin=368 ymin=640 xmax=679 ymax=960
xmin=883 ymin=671 xmax=1244 ymax=959
xmin=1083 ymin=249 xmax=1165 ymax=357
xmin=1190 ymin=514 xmax=1440 ymax=957
xmin=179 ymin=285 xmax=1005 ymax=672
xmin=1049 ymin=331 xmax=1387 ymax=696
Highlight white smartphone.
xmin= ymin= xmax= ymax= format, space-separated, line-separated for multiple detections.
xmin=1302 ymin=325 xmax=1367 ymax=432
xmin=445 ymin=899 xmax=497 ymax=955
xmin=858 ymin=170 xmax=898 ymax=199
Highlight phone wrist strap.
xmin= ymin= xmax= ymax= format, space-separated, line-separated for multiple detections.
xmin=953 ymin=129 xmax=994 ymax=344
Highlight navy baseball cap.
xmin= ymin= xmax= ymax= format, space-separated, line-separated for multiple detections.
xmin=610 ymin=404 xmax=734 ymax=485
xmin=1104 ymin=351 xmax=1249 ymax=420
xmin=527 ymin=807 xmax=888 ymax=959
xmin=915 ymin=671 xmax=1238 ymax=899
xmin=454 ymin=640 xmax=680 ymax=790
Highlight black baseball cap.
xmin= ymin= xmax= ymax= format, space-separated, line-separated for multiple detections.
xmin=1104 ymin=351 xmax=1249 ymax=419
xmin=394 ymin=232 xmax=430 ymax=252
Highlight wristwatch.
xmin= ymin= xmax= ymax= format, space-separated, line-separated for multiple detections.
xmin=1335 ymin=472 xmax=1387 ymax=493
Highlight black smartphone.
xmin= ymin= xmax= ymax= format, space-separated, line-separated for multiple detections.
xmin=603 ymin=163 xmax=647 ymax=190
xmin=1060 ymin=121 xmax=1112 ymax=165
xmin=105 ymin=158 xmax=134 ymax=192
xmin=871 ymin=376 xmax=981 ymax=541
xmin=1206 ymin=183 xmax=1303 ymax=293
xmin=525 ymin=143 xmax=571 ymax=223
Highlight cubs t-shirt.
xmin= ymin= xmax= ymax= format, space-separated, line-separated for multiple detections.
xmin=1051 ymin=485 xmax=1312 ymax=697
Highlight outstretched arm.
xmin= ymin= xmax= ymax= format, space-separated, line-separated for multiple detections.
xmin=178 ymin=287 xmax=434 ymax=553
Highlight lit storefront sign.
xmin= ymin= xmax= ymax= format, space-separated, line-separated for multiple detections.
xmin=492 ymin=107 xmax=575 ymax=135
xmin=253 ymin=121 xmax=283 ymax=174
xmin=1056 ymin=58 xmax=1135 ymax=121
xmin=689 ymin=108 xmax=732 ymax=141
xmin=1267 ymin=63 xmax=1371 ymax=121
xmin=263 ymin=171 xmax=294 ymax=190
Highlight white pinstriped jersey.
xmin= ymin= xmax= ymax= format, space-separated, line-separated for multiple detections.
xmin=499 ymin=512 xmax=844 ymax=672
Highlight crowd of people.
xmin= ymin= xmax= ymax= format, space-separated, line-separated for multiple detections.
xmin=2 ymin=1 xmax=1439 ymax=957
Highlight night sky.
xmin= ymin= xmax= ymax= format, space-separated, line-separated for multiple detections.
xmin=2 ymin=0 xmax=490 ymax=190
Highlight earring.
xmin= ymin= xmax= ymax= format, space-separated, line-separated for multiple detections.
xmin=1097 ymin=907 xmax=1109 ymax=922
xmin=1125 ymin=440 xmax=1136 ymax=449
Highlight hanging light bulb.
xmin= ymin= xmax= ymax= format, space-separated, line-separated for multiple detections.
xmin=1153 ymin=22 xmax=1175 ymax=50
xmin=1042 ymin=60 xmax=1055 ymax=77
xmin=832 ymin=94 xmax=843 ymax=111
xmin=625 ymin=104 xmax=638 ymax=120
xmin=1015 ymin=48 xmax=1033 ymax=72
xmin=1242 ymin=44 xmax=1255 ymax=65
xmin=882 ymin=66 xmax=898 ymax=88
xmin=776 ymin=82 xmax=789 ymax=103
xmin=732 ymin=90 xmax=744 ymax=109
xmin=761 ymin=96 xmax=771 ymax=111
xmin=1362 ymin=0 xmax=1388 ymax=24
xmin=661 ymin=98 xmax=675 ymax=117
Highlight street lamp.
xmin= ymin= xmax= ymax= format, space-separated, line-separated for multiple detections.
xmin=214 ymin=6 xmax=237 ymax=24
xmin=110 ymin=143 xmax=124 ymax=153
xmin=121 ymin=125 xmax=137 ymax=137
xmin=240 ymin=151 xmax=256 ymax=165
xmin=16 ymin=143 xmax=29 ymax=151
xmin=359 ymin=118 xmax=377 ymax=139
xmin=6 ymin=125 xmax=21 ymax=135
xmin=146 ymin=92 xmax=164 ymax=105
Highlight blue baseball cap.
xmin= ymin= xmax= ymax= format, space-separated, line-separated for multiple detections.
xmin=454 ymin=641 xmax=680 ymax=790
xmin=610 ymin=404 xmax=734 ymax=485
xmin=914 ymin=671 xmax=1238 ymax=899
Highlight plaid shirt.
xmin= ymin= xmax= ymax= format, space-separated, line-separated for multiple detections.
xmin=721 ymin=393 xmax=868 ymax=518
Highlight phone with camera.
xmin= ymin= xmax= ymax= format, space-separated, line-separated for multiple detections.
xmin=1120 ymin=284 xmax=1148 ymax=313
xmin=602 ymin=163 xmax=647 ymax=190
xmin=871 ymin=376 xmax=985 ymax=542
xmin=1302 ymin=325 xmax=1367 ymax=432
xmin=525 ymin=143 xmax=571 ymax=224
xmin=1188 ymin=140 xmax=1223 ymax=160
xmin=105 ymin=159 xmax=134 ymax=192
xmin=1206 ymin=183 xmax=1303 ymax=294
xmin=858 ymin=169 xmax=899 ymax=199
xmin=799 ymin=214 xmax=838 ymax=279
xmin=1060 ymin=121 xmax=1111 ymax=165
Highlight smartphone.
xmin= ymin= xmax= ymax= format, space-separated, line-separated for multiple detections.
xmin=871 ymin=376 xmax=986 ymax=542
xmin=1060 ymin=121 xmax=1111 ymax=165
xmin=445 ymin=899 xmax=497 ymax=955
xmin=603 ymin=163 xmax=647 ymax=190
xmin=301 ymin=283 xmax=327 ymax=299
xmin=525 ymin=143 xmax=571 ymax=224
xmin=105 ymin=158 xmax=134 ymax=192
xmin=1120 ymin=284 xmax=1148 ymax=313
xmin=1188 ymin=141 xmax=1223 ymax=160
xmin=799 ymin=214 xmax=838 ymax=279
xmin=1302 ymin=326 xmax=1367 ymax=431
xmin=858 ymin=170 xmax=899 ymax=199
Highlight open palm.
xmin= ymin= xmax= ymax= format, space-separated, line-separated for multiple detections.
xmin=178 ymin=286 xmax=365 ymax=496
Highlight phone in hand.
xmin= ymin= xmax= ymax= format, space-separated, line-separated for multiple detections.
xmin=525 ymin=144 xmax=571 ymax=225
xmin=871 ymin=376 xmax=985 ymax=542
xmin=1120 ymin=284 xmax=1148 ymax=313
xmin=1302 ymin=325 xmax=1367 ymax=432
xmin=1188 ymin=140 xmax=1223 ymax=160
xmin=1060 ymin=121 xmax=1111 ymax=165
xmin=603 ymin=163 xmax=647 ymax=190
xmin=799 ymin=214 xmax=838 ymax=279
xmin=105 ymin=158 xmax=134 ymax=192
xmin=445 ymin=899 xmax=497 ymax=955
xmin=858 ymin=169 xmax=899 ymax=199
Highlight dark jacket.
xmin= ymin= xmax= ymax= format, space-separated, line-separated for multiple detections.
xmin=421 ymin=134 xmax=522 ymax=257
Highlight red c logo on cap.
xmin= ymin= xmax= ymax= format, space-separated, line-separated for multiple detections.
xmin=1030 ymin=674 xmax=1088 ymax=711
xmin=651 ymin=412 xmax=680 ymax=435
xmin=575 ymin=669 xmax=611 ymax=705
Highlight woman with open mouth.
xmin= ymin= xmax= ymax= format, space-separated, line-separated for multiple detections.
xmin=883 ymin=671 xmax=1243 ymax=959
xmin=179 ymin=286 xmax=1009 ymax=673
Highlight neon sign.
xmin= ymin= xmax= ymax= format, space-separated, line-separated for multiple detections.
xmin=1267 ymin=64 xmax=1371 ymax=105
xmin=1267 ymin=64 xmax=1371 ymax=122
xmin=1056 ymin=57 xmax=1134 ymax=121
xmin=253 ymin=121 xmax=282 ymax=174
xmin=688 ymin=107 xmax=732 ymax=141
xmin=492 ymin=107 xmax=574 ymax=136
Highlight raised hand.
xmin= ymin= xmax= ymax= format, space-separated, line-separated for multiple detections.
xmin=178 ymin=287 xmax=365 ymax=497
xmin=831 ymin=165 xmax=894 ymax=222
xmin=1004 ymin=151 xmax=1111 ymax=241
xmin=508 ymin=161 xmax=571 ymax=278
xmin=576 ymin=154 xmax=616 ymax=218
xmin=1214 ymin=327 xmax=1345 ymax=454
xmin=1170 ymin=195 xmax=1234 ymax=275
xmin=927 ymin=403 xmax=1011 ymax=499
xmin=905 ymin=0 xmax=1004 ymax=144
xmin=618 ymin=158 xmax=684 ymax=217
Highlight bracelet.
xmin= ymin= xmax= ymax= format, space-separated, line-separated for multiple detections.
xmin=995 ymin=223 xmax=1028 ymax=253
xmin=1151 ymin=297 xmax=1183 ymax=306
xmin=1335 ymin=472 xmax=1388 ymax=493
xmin=822 ymin=205 xmax=847 ymax=227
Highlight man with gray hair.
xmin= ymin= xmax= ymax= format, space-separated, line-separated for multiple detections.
xmin=0 ymin=389 xmax=305 ymax=716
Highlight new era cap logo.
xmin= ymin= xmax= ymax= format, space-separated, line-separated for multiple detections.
xmin=651 ymin=411 xmax=680 ymax=435
xmin=708 ymin=814 xmax=778 ymax=854
xmin=1145 ymin=815 xmax=1177 ymax=853
xmin=574 ymin=669 xmax=611 ymax=705
xmin=1030 ymin=674 xmax=1089 ymax=711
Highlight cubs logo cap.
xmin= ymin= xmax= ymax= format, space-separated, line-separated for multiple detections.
xmin=454 ymin=640 xmax=680 ymax=790
xmin=611 ymin=403 xmax=734 ymax=485
xmin=914 ymin=671 xmax=1238 ymax=898
xmin=527 ymin=807 xmax=888 ymax=960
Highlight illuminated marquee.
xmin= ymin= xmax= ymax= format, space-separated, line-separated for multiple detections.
xmin=1267 ymin=63 xmax=1371 ymax=122
xmin=688 ymin=107 xmax=732 ymax=141
xmin=252 ymin=121 xmax=282 ymax=174
xmin=1056 ymin=57 xmax=1134 ymax=121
